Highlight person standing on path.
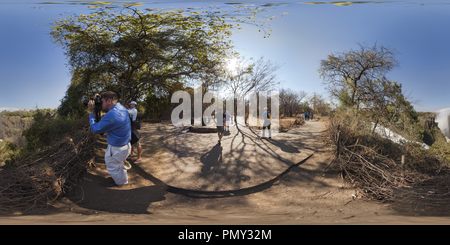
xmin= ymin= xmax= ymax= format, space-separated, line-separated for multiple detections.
xmin=215 ymin=108 xmax=226 ymax=144
xmin=88 ymin=91 xmax=131 ymax=186
xmin=262 ymin=107 xmax=271 ymax=139
xmin=127 ymin=101 xmax=142 ymax=164
xmin=225 ymin=112 xmax=230 ymax=131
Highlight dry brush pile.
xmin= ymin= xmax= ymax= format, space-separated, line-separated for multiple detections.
xmin=324 ymin=115 xmax=440 ymax=202
xmin=325 ymin=112 xmax=450 ymax=214
xmin=0 ymin=125 xmax=96 ymax=213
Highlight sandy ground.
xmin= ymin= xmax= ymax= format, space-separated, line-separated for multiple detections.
xmin=136 ymin=120 xmax=321 ymax=191
xmin=2 ymin=120 xmax=450 ymax=224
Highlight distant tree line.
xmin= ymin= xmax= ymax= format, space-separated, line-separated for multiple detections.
xmin=278 ymin=88 xmax=332 ymax=118
xmin=0 ymin=109 xmax=56 ymax=118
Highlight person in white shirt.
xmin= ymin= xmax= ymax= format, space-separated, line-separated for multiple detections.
xmin=262 ymin=107 xmax=271 ymax=139
xmin=225 ymin=112 xmax=230 ymax=131
xmin=128 ymin=101 xmax=138 ymax=121
xmin=127 ymin=101 xmax=142 ymax=164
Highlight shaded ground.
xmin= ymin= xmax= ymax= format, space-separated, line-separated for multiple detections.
xmin=137 ymin=120 xmax=321 ymax=191
xmin=2 ymin=120 xmax=450 ymax=224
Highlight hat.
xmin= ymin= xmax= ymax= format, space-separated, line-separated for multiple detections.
xmin=129 ymin=101 xmax=137 ymax=105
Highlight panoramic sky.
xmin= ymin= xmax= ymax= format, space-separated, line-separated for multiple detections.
xmin=1 ymin=0 xmax=449 ymax=113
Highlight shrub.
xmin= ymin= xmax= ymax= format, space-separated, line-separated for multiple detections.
xmin=0 ymin=140 xmax=21 ymax=166
xmin=22 ymin=109 xmax=87 ymax=152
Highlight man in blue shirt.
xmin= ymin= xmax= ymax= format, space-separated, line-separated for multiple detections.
xmin=88 ymin=91 xmax=131 ymax=186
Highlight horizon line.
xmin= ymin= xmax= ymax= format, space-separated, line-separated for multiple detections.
xmin=0 ymin=107 xmax=24 ymax=112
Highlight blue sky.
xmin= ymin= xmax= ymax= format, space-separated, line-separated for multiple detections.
xmin=0 ymin=0 xmax=449 ymax=112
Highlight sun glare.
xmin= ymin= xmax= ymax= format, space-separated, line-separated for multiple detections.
xmin=225 ymin=57 xmax=239 ymax=74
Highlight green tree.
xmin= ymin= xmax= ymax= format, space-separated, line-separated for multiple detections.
xmin=319 ymin=42 xmax=399 ymax=109
xmin=58 ymin=68 xmax=90 ymax=118
xmin=50 ymin=7 xmax=239 ymax=103
xmin=355 ymin=77 xmax=420 ymax=138
xmin=307 ymin=92 xmax=331 ymax=117
xmin=143 ymin=81 xmax=193 ymax=120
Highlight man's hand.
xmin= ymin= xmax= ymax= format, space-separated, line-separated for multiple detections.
xmin=88 ymin=100 xmax=95 ymax=114
xmin=89 ymin=93 xmax=101 ymax=114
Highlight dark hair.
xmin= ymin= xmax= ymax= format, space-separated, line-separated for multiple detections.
xmin=101 ymin=91 xmax=118 ymax=104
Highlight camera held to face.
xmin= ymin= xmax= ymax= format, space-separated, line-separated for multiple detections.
xmin=83 ymin=96 xmax=102 ymax=106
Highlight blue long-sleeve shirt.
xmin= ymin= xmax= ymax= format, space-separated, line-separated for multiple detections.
xmin=89 ymin=103 xmax=131 ymax=146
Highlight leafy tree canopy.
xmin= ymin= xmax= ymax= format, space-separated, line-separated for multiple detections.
xmin=50 ymin=5 xmax=274 ymax=106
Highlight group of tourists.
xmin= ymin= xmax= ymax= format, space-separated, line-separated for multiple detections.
xmin=87 ymin=91 xmax=274 ymax=186
xmin=216 ymin=107 xmax=272 ymax=144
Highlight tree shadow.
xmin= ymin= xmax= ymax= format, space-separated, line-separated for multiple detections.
xmin=135 ymin=122 xmax=322 ymax=192
xmin=128 ymin=152 xmax=316 ymax=198
xmin=244 ymin=125 xmax=303 ymax=157
xmin=200 ymin=143 xmax=223 ymax=175
xmin=266 ymin=138 xmax=300 ymax=153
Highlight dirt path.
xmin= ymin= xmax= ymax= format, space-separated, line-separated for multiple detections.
xmin=2 ymin=120 xmax=450 ymax=224
xmin=136 ymin=119 xmax=323 ymax=191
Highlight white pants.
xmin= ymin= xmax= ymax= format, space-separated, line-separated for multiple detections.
xmin=105 ymin=143 xmax=131 ymax=185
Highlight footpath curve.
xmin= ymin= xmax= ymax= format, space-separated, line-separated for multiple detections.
xmin=62 ymin=120 xmax=344 ymax=217
xmin=133 ymin=120 xmax=324 ymax=192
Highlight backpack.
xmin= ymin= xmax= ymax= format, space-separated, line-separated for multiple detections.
xmin=130 ymin=128 xmax=140 ymax=145
xmin=129 ymin=114 xmax=141 ymax=145
xmin=133 ymin=120 xmax=141 ymax=130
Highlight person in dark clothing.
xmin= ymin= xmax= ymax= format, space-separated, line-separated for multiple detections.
xmin=216 ymin=108 xmax=226 ymax=144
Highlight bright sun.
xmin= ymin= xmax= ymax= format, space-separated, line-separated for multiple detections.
xmin=225 ymin=57 xmax=239 ymax=74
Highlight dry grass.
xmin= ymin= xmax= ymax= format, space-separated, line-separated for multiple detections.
xmin=252 ymin=117 xmax=305 ymax=132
